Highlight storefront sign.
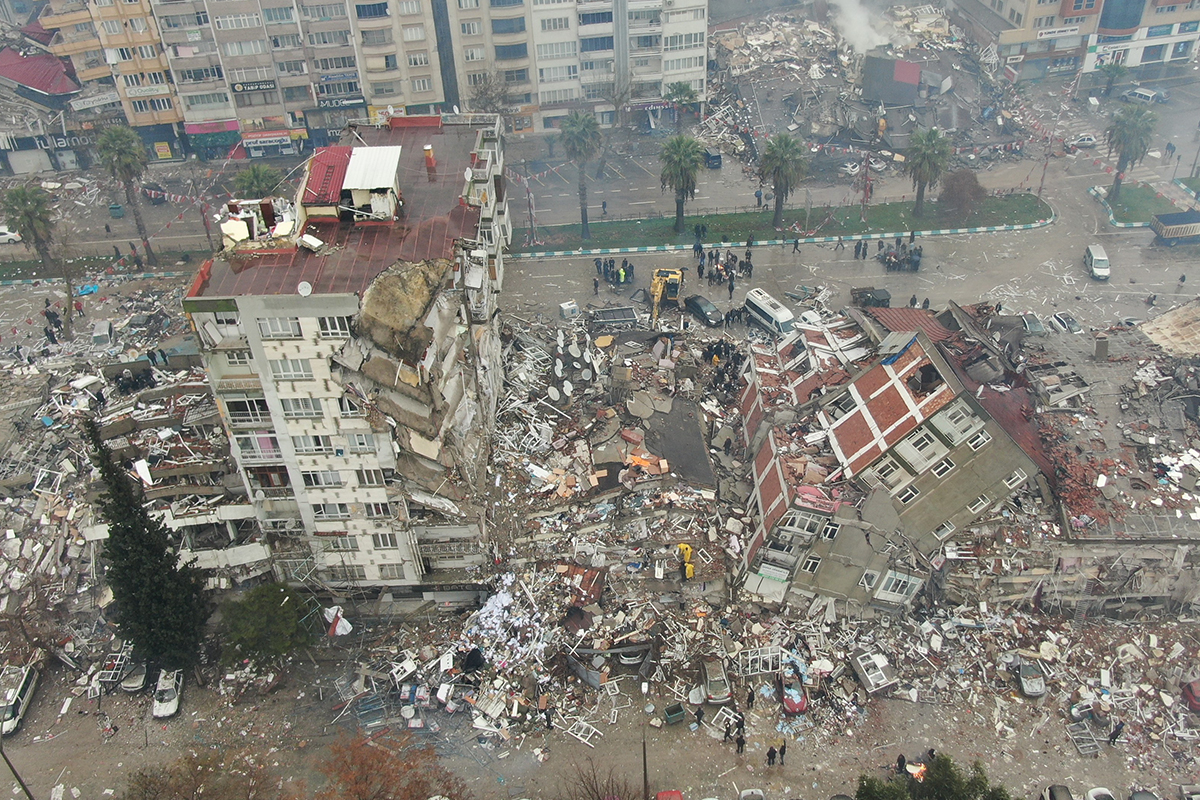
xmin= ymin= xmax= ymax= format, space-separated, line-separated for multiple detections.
xmin=1037 ymin=25 xmax=1080 ymax=39
xmin=125 ymin=85 xmax=171 ymax=98
xmin=70 ymin=91 xmax=121 ymax=111
xmin=154 ymin=141 xmax=173 ymax=159
xmin=317 ymin=96 xmax=365 ymax=108
xmin=232 ymin=80 xmax=278 ymax=93
xmin=242 ymin=130 xmax=292 ymax=147
xmin=35 ymin=134 xmax=95 ymax=150
xmin=319 ymin=72 xmax=357 ymax=82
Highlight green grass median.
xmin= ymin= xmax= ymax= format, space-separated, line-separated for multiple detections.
xmin=1106 ymin=183 xmax=1180 ymax=224
xmin=512 ymin=194 xmax=1053 ymax=252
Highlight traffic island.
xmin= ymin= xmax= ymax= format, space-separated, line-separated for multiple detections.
xmin=512 ymin=194 xmax=1054 ymax=256
xmin=1089 ymin=183 xmax=1181 ymax=227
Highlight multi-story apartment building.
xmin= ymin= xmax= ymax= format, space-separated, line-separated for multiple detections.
xmin=949 ymin=0 xmax=1199 ymax=82
xmin=183 ymin=115 xmax=509 ymax=600
xmin=41 ymin=0 xmax=185 ymax=157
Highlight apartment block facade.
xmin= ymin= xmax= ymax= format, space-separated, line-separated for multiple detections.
xmin=950 ymin=0 xmax=1199 ymax=81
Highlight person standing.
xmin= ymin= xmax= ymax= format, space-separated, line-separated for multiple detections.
xmin=778 ymin=741 xmax=786 ymax=765
xmin=147 ymin=350 xmax=158 ymax=366
xmin=736 ymin=711 xmax=745 ymax=733
xmin=593 ymin=276 xmax=600 ymax=296
xmin=736 ymin=733 xmax=746 ymax=754
xmin=695 ymin=707 xmax=705 ymax=727
xmin=755 ymin=188 xmax=763 ymax=207
xmin=746 ymin=688 xmax=755 ymax=709
xmin=767 ymin=746 xmax=777 ymax=766
xmin=1108 ymin=720 xmax=1125 ymax=745
xmin=723 ymin=720 xmax=733 ymax=742
xmin=727 ymin=274 xmax=735 ymax=301
xmin=602 ymin=200 xmax=608 ymax=215
xmin=595 ymin=257 xmax=603 ymax=275
xmin=698 ymin=261 xmax=705 ymax=280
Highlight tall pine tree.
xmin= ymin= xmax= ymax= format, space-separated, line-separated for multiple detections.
xmin=86 ymin=421 xmax=209 ymax=667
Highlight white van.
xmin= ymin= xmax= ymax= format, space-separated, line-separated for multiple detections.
xmin=1119 ymin=87 xmax=1160 ymax=104
xmin=0 ymin=664 xmax=39 ymax=735
xmin=743 ymin=288 xmax=795 ymax=335
xmin=1084 ymin=244 xmax=1110 ymax=280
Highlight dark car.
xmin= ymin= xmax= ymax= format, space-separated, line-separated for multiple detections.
xmin=1042 ymin=787 xmax=1074 ymax=800
xmin=141 ymin=182 xmax=168 ymax=205
xmin=685 ymin=294 xmax=723 ymax=327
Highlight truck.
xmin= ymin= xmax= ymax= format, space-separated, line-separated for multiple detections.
xmin=850 ymin=287 xmax=891 ymax=308
xmin=1151 ymin=208 xmax=1200 ymax=247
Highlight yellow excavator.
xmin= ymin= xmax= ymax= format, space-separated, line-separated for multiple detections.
xmin=649 ymin=267 xmax=683 ymax=326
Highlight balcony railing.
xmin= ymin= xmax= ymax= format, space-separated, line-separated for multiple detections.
xmin=239 ymin=448 xmax=283 ymax=463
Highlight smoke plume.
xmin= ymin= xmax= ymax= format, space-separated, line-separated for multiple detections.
xmin=831 ymin=0 xmax=891 ymax=53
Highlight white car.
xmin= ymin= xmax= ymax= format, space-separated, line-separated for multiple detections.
xmin=1067 ymin=134 xmax=1097 ymax=149
xmin=152 ymin=669 xmax=182 ymax=718
xmin=0 ymin=226 xmax=21 ymax=244
xmin=0 ymin=664 xmax=39 ymax=735
xmin=838 ymin=161 xmax=861 ymax=177
xmin=868 ymin=157 xmax=890 ymax=172
xmin=1086 ymin=790 xmax=1117 ymax=800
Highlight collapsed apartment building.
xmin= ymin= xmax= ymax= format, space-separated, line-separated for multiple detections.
xmin=182 ymin=114 xmax=509 ymax=604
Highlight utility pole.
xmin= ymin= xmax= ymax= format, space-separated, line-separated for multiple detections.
xmin=0 ymin=735 xmax=36 ymax=800
xmin=1039 ymin=102 xmax=1068 ymax=199
xmin=859 ymin=151 xmax=871 ymax=224
xmin=642 ymin=730 xmax=649 ymax=800
xmin=1191 ymin=142 xmax=1200 ymax=180
xmin=522 ymin=159 xmax=538 ymax=248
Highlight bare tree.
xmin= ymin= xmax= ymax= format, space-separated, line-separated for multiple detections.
xmin=467 ymin=71 xmax=513 ymax=115
xmin=558 ymin=759 xmax=641 ymax=800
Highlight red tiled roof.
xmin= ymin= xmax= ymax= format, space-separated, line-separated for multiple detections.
xmin=867 ymin=307 xmax=955 ymax=342
xmin=302 ymin=146 xmax=352 ymax=205
xmin=0 ymin=48 xmax=79 ymax=97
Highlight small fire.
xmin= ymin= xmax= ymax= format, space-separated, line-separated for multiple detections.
xmin=908 ymin=764 xmax=928 ymax=782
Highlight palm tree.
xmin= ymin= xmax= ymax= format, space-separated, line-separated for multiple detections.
xmin=1105 ymin=104 xmax=1157 ymax=205
xmin=0 ymin=186 xmax=72 ymax=340
xmin=759 ymin=134 xmax=808 ymax=229
xmin=96 ymin=125 xmax=156 ymax=266
xmin=659 ymin=135 xmax=703 ymax=234
xmin=905 ymin=128 xmax=952 ymax=218
xmin=664 ymin=81 xmax=698 ymax=133
xmin=558 ymin=111 xmax=602 ymax=240
xmin=1096 ymin=62 xmax=1128 ymax=97
xmin=234 ymin=164 xmax=286 ymax=198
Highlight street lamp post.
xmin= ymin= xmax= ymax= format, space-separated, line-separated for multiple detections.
xmin=0 ymin=735 xmax=36 ymax=800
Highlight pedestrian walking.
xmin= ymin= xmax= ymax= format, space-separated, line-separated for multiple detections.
xmin=854 ymin=241 xmax=862 ymax=259
xmin=736 ymin=734 xmax=746 ymax=754
xmin=113 ymin=245 xmax=122 ymax=259
xmin=910 ymin=294 xmax=918 ymax=307
xmin=897 ymin=754 xmax=907 ymax=775
xmin=602 ymin=200 xmax=607 ymax=215
xmin=792 ymin=238 xmax=800 ymax=254
xmin=778 ymin=741 xmax=786 ymax=765
xmin=618 ymin=267 xmax=626 ymax=284
xmin=909 ymin=230 xmax=916 ymax=244
xmin=147 ymin=350 xmax=158 ymax=366
xmin=736 ymin=711 xmax=745 ymax=732
xmin=746 ymin=688 xmax=755 ymax=709
xmin=723 ymin=721 xmax=733 ymax=742
xmin=593 ymin=276 xmax=600 ymax=295
xmin=74 ymin=300 xmax=85 ymax=317
xmin=767 ymin=746 xmax=777 ymax=766
xmin=728 ymin=276 xmax=735 ymax=301
xmin=1108 ymin=720 xmax=1125 ymax=745
xmin=1179 ymin=274 xmax=1187 ymax=290
xmin=595 ymin=258 xmax=603 ymax=275
xmin=695 ymin=707 xmax=705 ymax=727
xmin=878 ymin=240 xmax=884 ymax=252
xmin=698 ymin=262 xmax=705 ymax=280
xmin=701 ymin=224 xmax=708 ymax=238
xmin=755 ymin=188 xmax=763 ymax=207
xmin=835 ymin=236 xmax=845 ymax=251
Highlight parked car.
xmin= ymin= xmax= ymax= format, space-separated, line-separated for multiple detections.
xmin=868 ymin=157 xmax=890 ymax=172
xmin=1016 ymin=660 xmax=1046 ymax=697
xmin=777 ymin=662 xmax=808 ymax=715
xmin=1087 ymin=789 xmax=1118 ymax=800
xmin=141 ymin=182 xmax=168 ymax=205
xmin=1022 ymin=313 xmax=1047 ymax=336
xmin=838 ymin=161 xmax=861 ymax=177
xmin=152 ymin=669 xmax=182 ymax=718
xmin=740 ymin=790 xmax=765 ymax=800
xmin=1051 ymin=312 xmax=1083 ymax=334
xmin=121 ymin=662 xmax=148 ymax=693
xmin=1042 ymin=787 xmax=1074 ymax=800
xmin=1182 ymin=679 xmax=1200 ymax=712
xmin=1129 ymin=792 xmax=1162 ymax=800
xmin=0 ymin=225 xmax=22 ymax=244
xmin=1067 ymin=134 xmax=1097 ymax=148
xmin=701 ymin=658 xmax=732 ymax=705
xmin=0 ymin=664 xmax=40 ymax=735
xmin=684 ymin=294 xmax=723 ymax=327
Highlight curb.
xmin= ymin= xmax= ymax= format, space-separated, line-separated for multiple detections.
xmin=511 ymin=212 xmax=1058 ymax=259
xmin=1174 ymin=178 xmax=1200 ymax=203
xmin=1088 ymin=186 xmax=1151 ymax=229
xmin=0 ymin=271 xmax=194 ymax=287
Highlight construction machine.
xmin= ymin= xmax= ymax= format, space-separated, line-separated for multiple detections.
xmin=649 ymin=268 xmax=683 ymax=326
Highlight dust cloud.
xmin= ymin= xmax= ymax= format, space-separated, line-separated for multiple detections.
xmin=831 ymin=0 xmax=891 ymax=52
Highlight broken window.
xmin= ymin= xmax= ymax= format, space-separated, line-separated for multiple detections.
xmin=779 ymin=509 xmax=831 ymax=537
xmin=247 ymin=466 xmax=289 ymax=488
xmin=876 ymin=570 xmax=921 ymax=603
xmin=861 ymin=456 xmax=909 ymax=490
xmin=968 ymin=493 xmax=991 ymax=514
xmin=800 ymin=554 xmax=821 ymax=573
xmin=967 ymin=430 xmax=992 ymax=451
xmin=356 ymin=469 xmax=384 ymax=486
xmin=226 ymin=397 xmax=269 ymax=424
xmin=327 ymin=535 xmax=359 ymax=551
xmin=907 ymin=363 xmax=943 ymax=395
xmin=319 ymin=316 xmax=353 ymax=337
xmin=1004 ymin=468 xmax=1028 ymax=489
xmin=366 ymin=503 xmax=392 ymax=519
xmin=859 ymin=570 xmax=879 ymax=589
xmin=933 ymin=520 xmax=956 ymax=540
xmin=338 ymin=396 xmax=364 ymax=417
xmin=826 ymin=390 xmax=857 ymax=420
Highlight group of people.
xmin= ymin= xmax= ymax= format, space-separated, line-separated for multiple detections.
xmin=713 ymin=690 xmax=788 ymax=766
xmin=880 ymin=237 xmax=923 ymax=272
xmin=593 ymin=257 xmax=637 ymax=288
xmin=705 ymin=342 xmax=746 ymax=401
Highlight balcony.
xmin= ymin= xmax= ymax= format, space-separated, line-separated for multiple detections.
xmin=239 ymin=448 xmax=283 ymax=464
xmin=228 ymin=414 xmax=273 ymax=428
xmin=215 ymin=374 xmax=262 ymax=392
xmin=49 ymin=29 xmax=100 ymax=57
xmin=40 ymin=1 xmax=91 ymax=28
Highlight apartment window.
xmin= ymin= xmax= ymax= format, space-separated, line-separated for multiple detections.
xmin=258 ymin=316 xmax=301 ymax=338
xmin=537 ymin=41 xmax=576 ymax=59
xmin=859 ymin=570 xmax=879 ymax=589
xmin=282 ymin=84 xmax=310 ymax=101
xmin=463 ymin=47 xmax=485 ymax=61
xmin=378 ymin=563 xmax=404 ymax=579
xmin=583 ymin=83 xmax=611 ymax=99
xmin=357 ymin=469 xmax=385 ymax=486
xmin=664 ymin=55 xmax=704 ymax=71
xmin=800 ymin=554 xmax=822 ymax=574
xmin=277 ymin=59 xmax=307 ymax=74
xmin=293 ymin=435 xmax=334 ymax=453
xmin=1005 ymin=468 xmax=1029 ymax=489
xmin=161 ymin=11 xmax=210 ymax=27
xmin=407 ymin=51 xmax=429 ymax=67
xmin=184 ymin=92 xmax=229 ymax=108
xmin=411 ymin=77 xmax=432 ymax=92
xmin=367 ymin=504 xmax=393 ymax=521
xmin=538 ymin=64 xmax=577 ymax=82
xmin=361 ymin=28 xmax=392 ymax=44
xmin=580 ymin=36 xmax=613 ymax=52
xmin=876 ymin=570 xmax=921 ymax=603
xmin=495 ymin=43 xmax=528 ymax=59
xmin=356 ymin=1 xmax=389 ymax=16
xmin=667 ymin=6 xmax=704 ymax=19
xmin=491 ymin=0 xmax=523 ymax=5
xmin=101 ymin=19 xmax=123 ymax=35
xmin=1156 ymin=4 xmax=1178 ymax=10
xmin=135 ymin=44 xmax=157 ymax=58
xmin=897 ymin=485 xmax=921 ymax=505
xmin=503 ymin=67 xmax=527 ymax=82
xmin=225 ymin=350 xmax=251 ymax=366
xmin=226 ymin=398 xmax=269 ymax=423
xmin=337 ymin=396 xmax=364 ymax=417
xmin=397 ymin=0 xmax=420 ymax=11
xmin=280 ymin=397 xmax=322 ymax=418
xmin=541 ymin=16 xmax=569 ymax=30
xmin=131 ymin=97 xmax=174 ymax=112
xmin=492 ymin=17 xmax=525 ymax=33
xmin=466 ymin=71 xmax=487 ymax=84
xmin=318 ymin=81 xmax=360 ymax=95
xmin=348 ymin=433 xmax=373 ymax=452
xmin=382 ymin=54 xmax=398 ymax=69
xmin=123 ymin=73 xmax=143 ymax=87
xmin=863 ymin=456 xmax=907 ymax=490
xmin=968 ymin=494 xmax=992 ymax=514
xmin=302 ymin=2 xmax=348 ymax=17
xmin=326 ymin=565 xmax=366 ymax=581
xmin=932 ymin=520 xmax=956 ymax=540
xmin=328 ymin=536 xmax=359 ymax=551
xmin=1071 ymin=0 xmax=1096 ymax=9
xmin=264 ymin=6 xmax=294 ymax=22
xmin=308 ymin=29 xmax=351 ymax=45
xmin=236 ymin=90 xmax=279 ymax=107
xmin=318 ymin=316 xmax=353 ymax=339
xmin=272 ymin=33 xmax=303 ymax=48
xmin=458 ymin=0 xmax=479 ymax=6
xmin=302 ymin=470 xmax=343 ymax=487
xmin=94 ymin=0 xmax=113 ymax=6
xmin=313 ymin=502 xmax=350 ymax=518
xmin=177 ymin=66 xmax=224 ymax=83
xmin=967 ymin=430 xmax=992 ymax=451
xmin=930 ymin=457 xmax=955 ymax=478
xmin=460 ymin=20 xmax=481 ymax=35
xmin=1062 ymin=16 xmax=1085 ymax=23
xmin=579 ymin=10 xmax=612 ymax=23
xmin=111 ymin=47 xmax=134 ymax=61
xmin=147 ymin=71 xmax=166 ymax=84
xmin=231 ymin=65 xmax=273 ymax=81
xmin=316 ymin=55 xmax=356 ymax=69
xmin=539 ymin=88 xmax=576 ymax=103
xmin=235 ymin=434 xmax=280 ymax=460
xmin=270 ymin=358 xmax=313 ymax=380
xmin=224 ymin=39 xmax=266 ymax=55
xmin=664 ymin=32 xmax=704 ymax=50
xmin=401 ymin=24 xmax=425 ymax=40
xmin=1033 ymin=15 xmax=1055 ymax=26
xmin=214 ymin=13 xmax=261 ymax=28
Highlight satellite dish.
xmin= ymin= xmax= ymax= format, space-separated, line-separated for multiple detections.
xmin=547 ymin=385 xmax=560 ymax=402
xmin=453 ymin=105 xmax=460 ymax=114
xmin=297 ymin=281 xmax=313 ymax=297
xmin=254 ymin=490 xmax=265 ymax=501
xmin=464 ymin=167 xmax=473 ymax=181
xmin=387 ymin=104 xmax=395 ymax=115
xmin=554 ymin=359 xmax=563 ymax=377
xmin=581 ymin=368 xmax=593 ymax=381
xmin=583 ymin=351 xmax=592 ymax=364
xmin=568 ymin=343 xmax=581 ymax=358
xmin=562 ymin=379 xmax=573 ymax=396
xmin=556 ymin=330 xmax=564 ymax=348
